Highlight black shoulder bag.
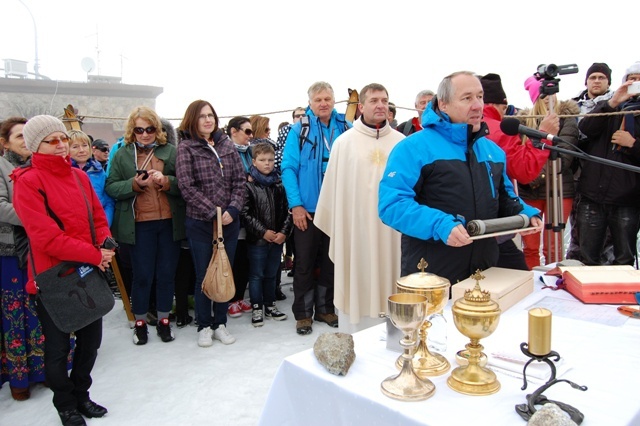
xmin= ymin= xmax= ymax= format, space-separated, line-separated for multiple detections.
xmin=30 ymin=173 xmax=114 ymax=333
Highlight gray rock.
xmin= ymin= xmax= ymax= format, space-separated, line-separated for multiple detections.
xmin=313 ymin=332 xmax=356 ymax=376
xmin=528 ymin=403 xmax=578 ymax=426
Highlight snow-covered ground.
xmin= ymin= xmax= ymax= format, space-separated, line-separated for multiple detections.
xmin=0 ymin=274 xmax=323 ymax=425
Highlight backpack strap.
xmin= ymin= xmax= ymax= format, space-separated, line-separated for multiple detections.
xmin=402 ymin=120 xmax=413 ymax=136
xmin=299 ymin=115 xmax=310 ymax=149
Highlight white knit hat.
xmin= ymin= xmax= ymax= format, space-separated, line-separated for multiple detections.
xmin=622 ymin=61 xmax=640 ymax=83
xmin=23 ymin=115 xmax=68 ymax=152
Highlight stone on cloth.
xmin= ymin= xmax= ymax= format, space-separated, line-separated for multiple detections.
xmin=313 ymin=332 xmax=356 ymax=376
xmin=528 ymin=403 xmax=578 ymax=426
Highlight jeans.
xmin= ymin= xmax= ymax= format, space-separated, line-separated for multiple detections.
xmin=36 ymin=300 xmax=102 ymax=412
xmin=577 ymin=198 xmax=640 ymax=266
xmin=247 ymin=242 xmax=283 ymax=307
xmin=129 ymin=219 xmax=180 ymax=316
xmin=189 ymin=220 xmax=239 ymax=330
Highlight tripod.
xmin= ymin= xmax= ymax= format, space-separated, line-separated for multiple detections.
xmin=543 ymin=149 xmax=565 ymax=264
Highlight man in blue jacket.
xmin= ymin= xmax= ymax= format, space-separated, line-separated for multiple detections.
xmin=281 ymin=81 xmax=351 ymax=335
xmin=379 ymin=71 xmax=542 ymax=284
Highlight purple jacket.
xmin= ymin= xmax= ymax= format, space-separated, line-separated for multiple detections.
xmin=176 ymin=131 xmax=245 ymax=221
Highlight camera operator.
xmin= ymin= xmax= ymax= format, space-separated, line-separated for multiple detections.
xmin=575 ymin=62 xmax=640 ymax=266
xmin=566 ymin=63 xmax=616 ymax=263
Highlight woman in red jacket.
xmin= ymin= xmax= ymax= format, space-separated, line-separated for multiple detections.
xmin=11 ymin=115 xmax=114 ymax=426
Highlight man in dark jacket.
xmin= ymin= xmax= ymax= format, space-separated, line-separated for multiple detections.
xmin=576 ymin=63 xmax=640 ymax=265
xmin=396 ymin=89 xmax=434 ymax=136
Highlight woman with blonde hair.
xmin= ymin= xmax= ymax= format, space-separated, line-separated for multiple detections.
xmin=68 ymin=130 xmax=114 ymax=226
xmin=518 ymin=77 xmax=580 ymax=268
xmin=250 ymin=115 xmax=276 ymax=146
xmin=106 ymin=106 xmax=185 ymax=345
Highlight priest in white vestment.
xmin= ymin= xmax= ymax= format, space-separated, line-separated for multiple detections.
xmin=315 ymin=83 xmax=404 ymax=333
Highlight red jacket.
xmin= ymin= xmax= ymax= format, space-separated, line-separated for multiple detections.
xmin=11 ymin=153 xmax=111 ymax=294
xmin=483 ymin=105 xmax=550 ymax=184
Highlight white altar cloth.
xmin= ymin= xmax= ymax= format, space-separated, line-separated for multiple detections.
xmin=259 ymin=277 xmax=640 ymax=426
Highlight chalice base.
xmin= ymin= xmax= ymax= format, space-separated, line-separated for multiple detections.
xmin=381 ymin=370 xmax=436 ymax=401
xmin=447 ymin=364 xmax=500 ymax=396
xmin=396 ymin=350 xmax=450 ymax=377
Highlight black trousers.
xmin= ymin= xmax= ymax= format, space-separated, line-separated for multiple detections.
xmin=291 ymin=217 xmax=334 ymax=320
xmin=174 ymin=247 xmax=196 ymax=318
xmin=497 ymin=239 xmax=529 ymax=271
xmin=231 ymin=239 xmax=250 ymax=303
xmin=36 ymin=299 xmax=102 ymax=412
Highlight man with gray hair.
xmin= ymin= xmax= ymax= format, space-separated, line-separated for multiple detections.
xmin=396 ymin=89 xmax=434 ymax=135
xmin=281 ymin=81 xmax=351 ymax=335
xmin=379 ymin=71 xmax=541 ymax=283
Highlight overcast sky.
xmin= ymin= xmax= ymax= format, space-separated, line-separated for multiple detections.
xmin=1 ymin=0 xmax=636 ymax=126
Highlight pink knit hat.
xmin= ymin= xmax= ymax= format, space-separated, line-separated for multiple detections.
xmin=524 ymin=76 xmax=542 ymax=104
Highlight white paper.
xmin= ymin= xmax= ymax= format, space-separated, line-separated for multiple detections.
xmin=526 ymin=296 xmax=628 ymax=327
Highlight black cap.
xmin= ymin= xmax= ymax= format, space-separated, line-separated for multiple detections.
xmin=480 ymin=73 xmax=507 ymax=105
xmin=91 ymin=139 xmax=109 ymax=149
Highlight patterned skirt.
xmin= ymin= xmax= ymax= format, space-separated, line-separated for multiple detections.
xmin=1 ymin=256 xmax=45 ymax=388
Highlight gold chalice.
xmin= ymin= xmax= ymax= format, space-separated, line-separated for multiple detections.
xmin=396 ymin=259 xmax=451 ymax=377
xmin=447 ymin=271 xmax=501 ymax=396
xmin=381 ymin=293 xmax=435 ymax=401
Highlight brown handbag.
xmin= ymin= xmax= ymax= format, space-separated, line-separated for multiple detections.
xmin=202 ymin=207 xmax=235 ymax=302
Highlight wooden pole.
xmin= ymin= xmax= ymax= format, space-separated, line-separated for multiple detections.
xmin=110 ymin=257 xmax=133 ymax=322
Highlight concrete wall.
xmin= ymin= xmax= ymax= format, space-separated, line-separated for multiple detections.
xmin=0 ymin=77 xmax=163 ymax=143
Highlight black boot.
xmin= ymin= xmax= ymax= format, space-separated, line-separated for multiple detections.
xmin=77 ymin=400 xmax=108 ymax=418
xmin=58 ymin=409 xmax=86 ymax=426
xmin=275 ymin=285 xmax=287 ymax=301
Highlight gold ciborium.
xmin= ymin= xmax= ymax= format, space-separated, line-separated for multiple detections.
xmin=447 ymin=270 xmax=501 ymax=396
xmin=396 ymin=259 xmax=451 ymax=377
xmin=381 ymin=293 xmax=435 ymax=401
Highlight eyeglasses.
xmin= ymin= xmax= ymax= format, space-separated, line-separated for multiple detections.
xmin=41 ymin=136 xmax=70 ymax=145
xmin=133 ymin=126 xmax=157 ymax=135
xmin=241 ymin=128 xmax=253 ymax=136
xmin=588 ymin=75 xmax=608 ymax=81
xmin=198 ymin=113 xmax=216 ymax=121
xmin=293 ymin=114 xmax=305 ymax=119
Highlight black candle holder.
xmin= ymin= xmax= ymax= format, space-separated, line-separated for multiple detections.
xmin=515 ymin=342 xmax=588 ymax=424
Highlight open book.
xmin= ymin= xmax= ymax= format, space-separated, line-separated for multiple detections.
xmin=547 ymin=265 xmax=640 ymax=304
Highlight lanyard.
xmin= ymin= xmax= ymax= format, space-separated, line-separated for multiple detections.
xmin=322 ymin=125 xmax=334 ymax=154
xmin=208 ymin=144 xmax=224 ymax=177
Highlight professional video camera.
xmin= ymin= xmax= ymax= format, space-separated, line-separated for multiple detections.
xmin=534 ymin=63 xmax=579 ymax=97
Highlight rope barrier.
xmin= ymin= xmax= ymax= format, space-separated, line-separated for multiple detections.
xmin=59 ymin=101 xmax=640 ymax=123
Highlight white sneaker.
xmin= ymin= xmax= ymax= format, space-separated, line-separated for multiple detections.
xmin=197 ymin=328 xmax=214 ymax=347
xmin=213 ymin=324 xmax=236 ymax=345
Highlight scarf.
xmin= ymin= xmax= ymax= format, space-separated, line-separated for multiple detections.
xmin=249 ymin=165 xmax=279 ymax=187
xmin=3 ymin=150 xmax=29 ymax=167
xmin=135 ymin=141 xmax=158 ymax=150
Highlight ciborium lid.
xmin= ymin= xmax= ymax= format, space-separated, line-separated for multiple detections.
xmin=396 ymin=258 xmax=450 ymax=291
xmin=452 ymin=270 xmax=500 ymax=315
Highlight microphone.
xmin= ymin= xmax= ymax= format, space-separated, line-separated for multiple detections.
xmin=500 ymin=117 xmax=564 ymax=144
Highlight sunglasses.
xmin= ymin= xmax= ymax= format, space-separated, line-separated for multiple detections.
xmin=294 ymin=114 xmax=305 ymax=118
xmin=133 ymin=126 xmax=157 ymax=135
xmin=241 ymin=128 xmax=253 ymax=136
xmin=41 ymin=136 xmax=70 ymax=145
xmin=96 ymin=147 xmax=109 ymax=153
